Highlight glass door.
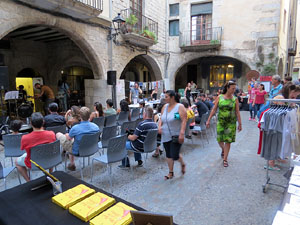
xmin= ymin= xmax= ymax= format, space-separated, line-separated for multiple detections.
xmin=191 ymin=14 xmax=212 ymax=45
xmin=209 ymin=64 xmax=234 ymax=92
xmin=130 ymin=0 xmax=143 ymax=31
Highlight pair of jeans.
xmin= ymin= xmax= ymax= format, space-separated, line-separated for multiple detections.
xmin=257 ymin=102 xmax=270 ymax=119
xmin=255 ymin=103 xmax=264 ymax=119
xmin=249 ymin=103 xmax=255 ymax=118
xmin=122 ymin=141 xmax=142 ymax=166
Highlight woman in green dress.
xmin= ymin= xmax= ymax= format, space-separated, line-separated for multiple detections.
xmin=206 ymin=81 xmax=242 ymax=167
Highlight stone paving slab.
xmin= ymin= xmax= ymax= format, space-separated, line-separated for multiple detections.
xmin=0 ymin=112 xmax=287 ymax=225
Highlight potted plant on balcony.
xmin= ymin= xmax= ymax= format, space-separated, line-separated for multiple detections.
xmin=125 ymin=14 xmax=138 ymax=33
xmin=142 ymin=27 xmax=157 ymax=43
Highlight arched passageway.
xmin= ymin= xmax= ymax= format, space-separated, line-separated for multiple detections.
xmin=174 ymin=56 xmax=251 ymax=94
xmin=120 ymin=54 xmax=163 ymax=99
xmin=0 ymin=24 xmax=100 ymax=114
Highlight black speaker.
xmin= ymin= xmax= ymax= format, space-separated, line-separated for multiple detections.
xmin=107 ymin=70 xmax=116 ymax=85
xmin=0 ymin=66 xmax=9 ymax=90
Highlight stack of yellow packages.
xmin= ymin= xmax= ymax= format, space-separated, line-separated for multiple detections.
xmin=90 ymin=202 xmax=136 ymax=225
xmin=69 ymin=193 xmax=116 ymax=222
xmin=52 ymin=184 xmax=95 ymax=209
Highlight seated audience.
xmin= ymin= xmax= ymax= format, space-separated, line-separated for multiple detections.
xmin=10 ymin=120 xmax=22 ymax=134
xmin=181 ymin=99 xmax=195 ymax=139
xmin=192 ymin=96 xmax=209 ymax=124
xmin=15 ymin=113 xmax=56 ymax=182
xmin=117 ymin=99 xmax=131 ymax=121
xmin=199 ymin=93 xmax=213 ymax=110
xmin=89 ymin=102 xmax=104 ymax=122
xmin=44 ymin=102 xmax=66 ymax=127
xmin=57 ymin=107 xmax=100 ymax=171
xmin=120 ymin=107 xmax=157 ymax=168
xmin=152 ymin=100 xmax=166 ymax=158
xmin=104 ymin=99 xmax=117 ymax=116
xmin=65 ymin=105 xmax=81 ymax=128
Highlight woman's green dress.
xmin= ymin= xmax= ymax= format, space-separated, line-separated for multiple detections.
xmin=217 ymin=94 xmax=237 ymax=143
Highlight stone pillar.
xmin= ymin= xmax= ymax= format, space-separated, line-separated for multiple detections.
xmin=116 ymin=79 xmax=125 ymax=105
xmin=85 ymin=79 xmax=112 ymax=110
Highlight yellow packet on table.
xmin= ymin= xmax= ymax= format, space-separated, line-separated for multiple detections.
xmin=52 ymin=184 xmax=95 ymax=209
xmin=69 ymin=192 xmax=116 ymax=222
xmin=90 ymin=202 xmax=136 ymax=225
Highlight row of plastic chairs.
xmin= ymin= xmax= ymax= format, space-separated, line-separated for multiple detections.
xmin=92 ymin=110 xmax=141 ymax=131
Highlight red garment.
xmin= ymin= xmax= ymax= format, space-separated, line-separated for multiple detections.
xmin=257 ymin=109 xmax=269 ymax=154
xmin=249 ymin=88 xmax=258 ymax=103
xmin=21 ymin=130 xmax=56 ymax=168
xmin=255 ymin=90 xmax=267 ymax=104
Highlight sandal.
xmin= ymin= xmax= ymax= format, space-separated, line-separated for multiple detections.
xmin=181 ymin=164 xmax=186 ymax=175
xmin=152 ymin=153 xmax=160 ymax=158
xmin=164 ymin=172 xmax=174 ymax=180
xmin=223 ymin=160 xmax=228 ymax=167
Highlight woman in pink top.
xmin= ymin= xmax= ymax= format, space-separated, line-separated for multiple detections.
xmin=247 ymin=83 xmax=258 ymax=121
xmin=253 ymin=83 xmax=267 ymax=120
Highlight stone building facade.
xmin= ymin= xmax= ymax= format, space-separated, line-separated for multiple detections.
xmin=167 ymin=0 xmax=298 ymax=92
xmin=0 ymin=0 xmax=298 ymax=113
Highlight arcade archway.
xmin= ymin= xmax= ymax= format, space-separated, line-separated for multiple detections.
xmin=174 ymin=56 xmax=251 ymax=94
xmin=120 ymin=54 xmax=163 ymax=99
xmin=0 ymin=24 xmax=100 ymax=114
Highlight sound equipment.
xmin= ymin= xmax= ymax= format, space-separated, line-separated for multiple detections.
xmin=107 ymin=70 xmax=116 ymax=85
xmin=18 ymin=103 xmax=33 ymax=118
xmin=0 ymin=66 xmax=9 ymax=90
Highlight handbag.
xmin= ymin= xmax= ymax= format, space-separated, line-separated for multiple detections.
xmin=165 ymin=104 xmax=180 ymax=144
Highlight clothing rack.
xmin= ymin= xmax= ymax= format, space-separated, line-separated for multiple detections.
xmin=262 ymin=98 xmax=300 ymax=193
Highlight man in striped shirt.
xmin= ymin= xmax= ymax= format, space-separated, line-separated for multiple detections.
xmin=119 ymin=107 xmax=158 ymax=168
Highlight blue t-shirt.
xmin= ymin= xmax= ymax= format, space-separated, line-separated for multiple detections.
xmin=269 ymin=84 xmax=283 ymax=99
xmin=69 ymin=121 xmax=99 ymax=155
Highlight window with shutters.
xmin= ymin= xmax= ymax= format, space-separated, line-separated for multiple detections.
xmin=169 ymin=20 xmax=179 ymax=36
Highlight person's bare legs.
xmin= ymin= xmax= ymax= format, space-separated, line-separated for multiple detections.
xmin=69 ymin=155 xmax=75 ymax=165
xmin=223 ymin=143 xmax=231 ymax=167
xmin=15 ymin=159 xmax=30 ymax=182
xmin=178 ymin=154 xmax=186 ymax=174
xmin=218 ymin=142 xmax=225 ymax=157
xmin=166 ymin=157 xmax=174 ymax=178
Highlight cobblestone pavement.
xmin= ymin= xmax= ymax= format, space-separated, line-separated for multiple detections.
xmin=0 ymin=111 xmax=288 ymax=225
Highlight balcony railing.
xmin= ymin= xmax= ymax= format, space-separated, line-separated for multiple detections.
xmin=74 ymin=0 xmax=103 ymax=11
xmin=180 ymin=27 xmax=222 ymax=51
xmin=19 ymin=0 xmax=103 ymax=19
xmin=288 ymin=37 xmax=297 ymax=56
xmin=120 ymin=8 xmax=158 ymax=45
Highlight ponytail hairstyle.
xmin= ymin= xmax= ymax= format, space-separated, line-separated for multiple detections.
xmin=222 ymin=80 xmax=236 ymax=94
xmin=166 ymin=90 xmax=181 ymax=103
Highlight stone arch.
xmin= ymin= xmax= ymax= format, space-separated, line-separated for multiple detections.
xmin=120 ymin=54 xmax=163 ymax=81
xmin=49 ymin=55 xmax=92 ymax=79
xmin=173 ymin=55 xmax=252 ymax=92
xmin=0 ymin=21 xmax=104 ymax=80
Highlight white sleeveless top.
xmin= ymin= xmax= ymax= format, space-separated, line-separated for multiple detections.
xmin=161 ymin=103 xmax=181 ymax=142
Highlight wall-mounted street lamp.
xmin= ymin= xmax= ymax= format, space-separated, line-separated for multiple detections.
xmin=107 ymin=13 xmax=125 ymax=41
